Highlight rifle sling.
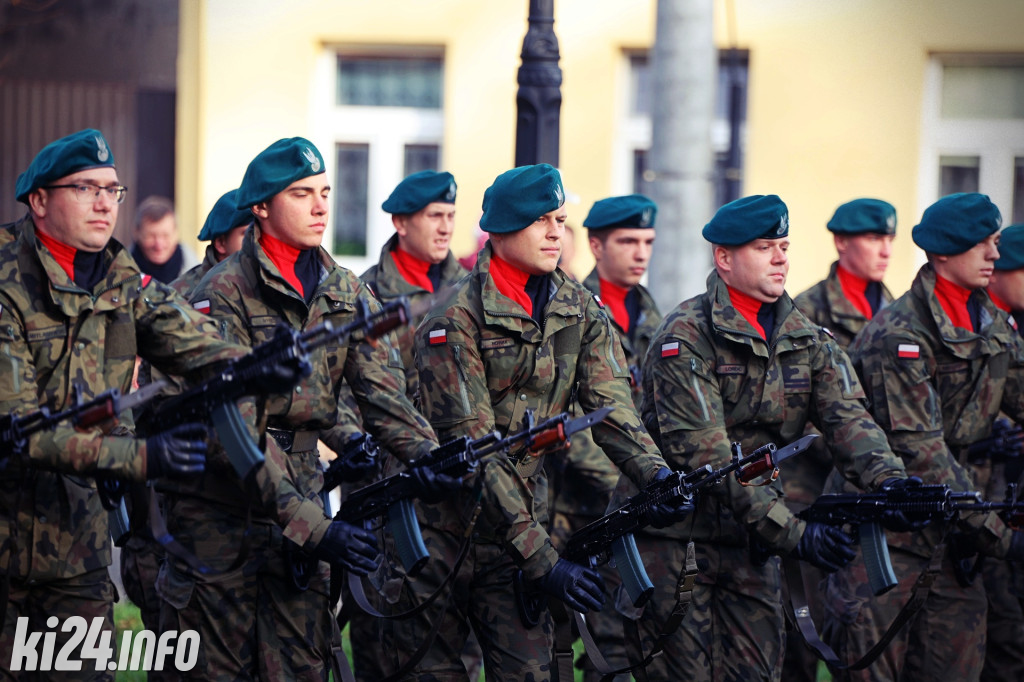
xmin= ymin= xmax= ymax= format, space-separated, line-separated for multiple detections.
xmin=783 ymin=541 xmax=945 ymax=671
xmin=373 ymin=500 xmax=483 ymax=682
xmin=149 ymin=490 xmax=251 ymax=578
xmin=566 ymin=540 xmax=699 ymax=682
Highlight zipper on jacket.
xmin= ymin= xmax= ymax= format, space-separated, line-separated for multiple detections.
xmin=825 ymin=343 xmax=852 ymax=394
xmin=690 ymin=357 xmax=711 ymax=423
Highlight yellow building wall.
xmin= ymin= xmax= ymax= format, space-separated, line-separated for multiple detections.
xmin=179 ymin=0 xmax=1024 ymax=299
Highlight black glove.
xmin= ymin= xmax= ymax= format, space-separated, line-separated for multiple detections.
xmin=879 ymin=476 xmax=931 ymax=532
xmin=1006 ymin=531 xmax=1024 ymax=563
xmin=408 ymin=464 xmax=463 ymax=504
xmin=535 ymin=559 xmax=606 ymax=613
xmin=313 ymin=518 xmax=379 ymax=576
xmin=322 ymin=433 xmax=379 ymax=490
xmin=792 ymin=522 xmax=857 ymax=572
xmin=145 ymin=423 xmax=207 ymax=479
xmin=646 ymin=467 xmax=696 ymax=529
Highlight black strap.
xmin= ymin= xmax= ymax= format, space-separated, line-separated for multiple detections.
xmin=783 ymin=541 xmax=945 ymax=671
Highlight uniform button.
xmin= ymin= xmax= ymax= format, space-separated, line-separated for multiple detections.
xmin=295 ymin=386 xmax=302 ymax=394
xmin=520 ymin=394 xmax=527 ymax=401
xmin=76 ymin=342 xmax=85 ymax=350
xmin=39 ymin=516 xmax=47 ymax=523
xmin=111 ymin=297 xmax=119 ymax=303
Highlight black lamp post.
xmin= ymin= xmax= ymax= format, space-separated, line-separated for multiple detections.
xmin=515 ymin=0 xmax=562 ymax=167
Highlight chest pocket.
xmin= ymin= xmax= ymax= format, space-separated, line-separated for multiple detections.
xmin=0 ymin=322 xmax=24 ymax=397
xmin=104 ymin=311 xmax=137 ymax=361
xmin=715 ymin=362 xmax=747 ymax=407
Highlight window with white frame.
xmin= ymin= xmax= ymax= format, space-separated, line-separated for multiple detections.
xmin=314 ymin=47 xmax=445 ymax=272
xmin=615 ymin=50 xmax=749 ymax=209
xmin=918 ymin=55 xmax=1024 ymax=227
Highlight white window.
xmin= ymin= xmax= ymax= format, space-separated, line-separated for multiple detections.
xmin=918 ymin=55 xmax=1024 ymax=227
xmin=314 ymin=47 xmax=445 ymax=272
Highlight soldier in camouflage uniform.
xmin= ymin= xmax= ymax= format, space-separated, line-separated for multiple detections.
xmin=546 ymin=194 xmax=660 ymax=682
xmin=348 ymin=170 xmax=469 ymax=681
xmin=633 ymin=194 xmax=911 ymax=681
xmin=154 ymin=137 xmax=446 ymax=680
xmin=824 ymin=193 xmax=1024 ymax=682
xmin=979 ymin=223 xmax=1024 ymax=682
xmin=120 ymin=189 xmax=253 ymax=634
xmin=785 ymin=198 xmax=898 ymax=681
xmin=386 ymin=164 xmax=688 ymax=681
xmin=0 ymin=129 xmax=246 ymax=680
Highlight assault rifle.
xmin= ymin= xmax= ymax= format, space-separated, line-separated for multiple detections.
xmin=1 ymin=380 xmax=167 ymax=463
xmin=143 ymin=297 xmax=409 ymax=481
xmin=564 ymin=433 xmax=820 ymax=607
xmin=796 ymin=483 xmax=1011 ymax=595
xmin=339 ymin=406 xmax=615 ymax=575
xmin=321 ymin=433 xmax=381 ymax=496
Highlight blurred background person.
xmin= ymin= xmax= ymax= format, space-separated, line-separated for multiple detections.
xmin=131 ymin=195 xmax=198 ymax=283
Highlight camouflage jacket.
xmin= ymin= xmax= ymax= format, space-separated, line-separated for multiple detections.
xmin=415 ymin=242 xmax=668 ymax=579
xmin=794 ymin=261 xmax=894 ymax=349
xmin=361 ymin=233 xmax=467 ymax=401
xmin=637 ymin=270 xmax=905 ymax=549
xmin=0 ymin=217 xmax=244 ymax=581
xmin=159 ymin=225 xmax=438 ymax=550
xmin=846 ymin=263 xmax=1024 ymax=558
xmin=549 ymin=270 xmax=662 ymax=518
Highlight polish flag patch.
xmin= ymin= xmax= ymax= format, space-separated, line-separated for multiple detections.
xmin=897 ymin=343 xmax=920 ymax=359
xmin=594 ymin=295 xmax=605 ymax=309
xmin=1009 ymin=315 xmax=1018 ymax=332
xmin=429 ymin=329 xmax=447 ymax=345
xmin=193 ymin=299 xmax=211 ymax=315
xmin=661 ymin=341 xmax=680 ymax=358
xmin=141 ymin=274 xmax=152 ymax=288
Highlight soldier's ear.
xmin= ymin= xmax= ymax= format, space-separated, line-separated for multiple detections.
xmin=252 ymin=202 xmax=270 ymax=221
xmin=712 ymin=244 xmax=732 ymax=272
xmin=27 ymin=189 xmax=48 ymax=217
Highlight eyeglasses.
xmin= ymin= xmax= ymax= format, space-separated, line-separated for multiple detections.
xmin=42 ymin=183 xmax=128 ymax=204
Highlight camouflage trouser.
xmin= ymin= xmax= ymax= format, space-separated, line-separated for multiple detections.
xmin=549 ymin=511 xmax=630 ymax=682
xmin=980 ymin=558 xmax=1024 ymax=682
xmin=633 ymin=536 xmax=785 ymax=682
xmin=119 ymin=535 xmax=164 ymax=634
xmin=379 ymin=525 xmax=555 ymax=681
xmin=823 ymin=544 xmax=987 ymax=682
xmin=157 ymin=497 xmax=337 ymax=681
xmin=0 ymin=567 xmax=115 ymax=681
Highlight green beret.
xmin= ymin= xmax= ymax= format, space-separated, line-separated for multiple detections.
xmin=381 ymin=171 xmax=457 ymax=214
xmin=827 ymin=198 xmax=896 ymax=235
xmin=480 ymin=164 xmax=565 ymax=234
xmin=198 ymin=190 xmax=252 ymax=241
xmin=995 ymin=224 xmax=1024 ymax=271
xmin=583 ymin=194 xmax=657 ymax=230
xmin=702 ymin=194 xmax=789 ymax=245
xmin=16 ymin=128 xmax=116 ymax=204
xmin=236 ymin=137 xmax=325 ymax=209
xmin=912 ymin=192 xmax=1002 ymax=255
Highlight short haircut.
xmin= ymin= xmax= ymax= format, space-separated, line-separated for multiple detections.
xmin=135 ymin=196 xmax=175 ymax=231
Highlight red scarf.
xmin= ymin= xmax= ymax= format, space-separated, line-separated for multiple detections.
xmin=36 ymin=227 xmax=77 ymax=281
xmin=259 ymin=231 xmax=306 ymax=297
xmin=933 ymin=273 xmax=974 ymax=331
xmin=489 ymin=253 xmax=533 ymax=315
xmin=599 ymin=278 xmax=631 ymax=333
xmin=391 ymin=246 xmax=435 ymax=292
xmin=989 ymin=289 xmax=1011 ymax=314
xmin=727 ymin=284 xmax=767 ymax=339
xmin=837 ymin=264 xmax=873 ymax=319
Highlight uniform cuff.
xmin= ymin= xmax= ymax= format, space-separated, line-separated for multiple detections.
xmin=283 ymin=500 xmax=332 ymax=548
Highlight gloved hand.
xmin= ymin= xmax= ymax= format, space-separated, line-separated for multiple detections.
xmin=322 ymin=433 xmax=380 ymax=490
xmin=1006 ymin=531 xmax=1024 ymax=563
xmin=408 ymin=464 xmax=463 ymax=504
xmin=535 ymin=559 xmax=606 ymax=613
xmin=990 ymin=418 xmax=1022 ymax=461
xmin=313 ymin=518 xmax=379 ymax=576
xmin=646 ymin=468 xmax=697 ymax=529
xmin=145 ymin=423 xmax=208 ymax=479
xmin=879 ymin=476 xmax=931 ymax=532
xmin=792 ymin=522 xmax=857 ymax=572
